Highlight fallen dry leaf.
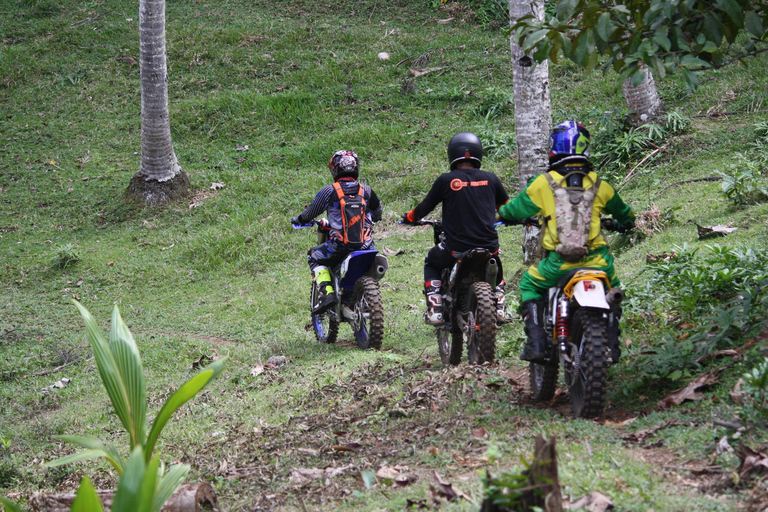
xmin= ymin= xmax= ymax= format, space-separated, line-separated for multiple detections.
xmin=250 ymin=356 xmax=264 ymax=377
xmin=210 ymin=182 xmax=225 ymax=190
xmin=409 ymin=66 xmax=446 ymax=77
xmin=564 ymin=490 xmax=613 ymax=511
xmin=694 ymin=222 xmax=737 ymax=239
xmin=430 ymin=471 xmax=470 ymax=504
xmin=376 ymin=466 xmax=400 ymax=479
xmin=621 ymin=418 xmax=683 ymax=443
xmin=659 ymin=368 xmax=723 ymax=409
xmin=330 ymin=443 xmax=363 ymax=453
xmin=736 ymin=444 xmax=768 ymax=477
xmin=729 ymin=378 xmax=744 ymax=406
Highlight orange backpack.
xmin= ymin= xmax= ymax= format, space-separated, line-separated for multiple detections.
xmin=332 ymin=182 xmax=370 ymax=247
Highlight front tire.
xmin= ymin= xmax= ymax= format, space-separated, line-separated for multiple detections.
xmin=464 ymin=282 xmax=497 ymax=365
xmin=567 ymin=308 xmax=609 ymax=419
xmin=529 ymin=359 xmax=559 ymax=402
xmin=311 ymin=281 xmax=338 ymax=344
xmin=351 ymin=276 xmax=384 ymax=350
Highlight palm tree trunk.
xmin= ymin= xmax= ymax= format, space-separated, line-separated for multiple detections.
xmin=127 ymin=0 xmax=189 ymax=206
xmin=623 ymin=63 xmax=665 ymax=127
xmin=509 ymin=0 xmax=551 ymax=266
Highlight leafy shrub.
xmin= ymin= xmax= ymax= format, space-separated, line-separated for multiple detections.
xmin=476 ymin=125 xmax=516 ymax=157
xmin=40 ymin=302 xmax=227 ymax=512
xmin=713 ymin=154 xmax=768 ymax=206
xmin=50 ymin=243 xmax=80 ymax=270
xmin=740 ymin=357 xmax=768 ymax=425
xmin=628 ymin=244 xmax=768 ymax=317
xmin=589 ymin=109 xmax=691 ymax=182
xmin=633 ymin=286 xmax=767 ymax=381
xmin=473 ymin=87 xmax=514 ymax=120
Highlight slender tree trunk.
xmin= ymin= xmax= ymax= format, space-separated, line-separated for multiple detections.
xmin=509 ymin=0 xmax=551 ymax=266
xmin=623 ymin=63 xmax=664 ymax=127
xmin=127 ymin=0 xmax=189 ymax=206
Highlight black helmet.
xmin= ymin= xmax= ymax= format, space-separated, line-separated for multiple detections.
xmin=447 ymin=132 xmax=483 ymax=170
xmin=549 ymin=120 xmax=591 ymax=168
xmin=328 ymin=150 xmax=359 ymax=180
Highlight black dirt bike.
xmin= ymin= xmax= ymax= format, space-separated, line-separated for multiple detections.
xmin=522 ymin=217 xmax=625 ymax=418
xmin=293 ymin=219 xmax=388 ymax=350
xmin=411 ymin=219 xmax=504 ymax=365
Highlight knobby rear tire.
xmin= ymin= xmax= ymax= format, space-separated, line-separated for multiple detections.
xmin=352 ymin=276 xmax=384 ymax=350
xmin=568 ymin=308 xmax=608 ymax=419
xmin=465 ymin=281 xmax=497 ymax=365
xmin=310 ymin=281 xmax=338 ymax=344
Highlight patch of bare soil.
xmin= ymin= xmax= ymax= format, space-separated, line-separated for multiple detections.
xmin=182 ymin=360 xmax=752 ymax=511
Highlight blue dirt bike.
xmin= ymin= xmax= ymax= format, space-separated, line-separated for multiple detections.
xmin=293 ymin=219 xmax=388 ymax=350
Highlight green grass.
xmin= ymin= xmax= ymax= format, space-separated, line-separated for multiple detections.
xmin=2 ymin=0 xmax=768 ymax=511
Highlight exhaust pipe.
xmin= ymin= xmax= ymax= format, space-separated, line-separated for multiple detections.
xmin=367 ymin=255 xmax=389 ymax=280
xmin=485 ymin=258 xmax=498 ymax=285
xmin=606 ymin=287 xmax=624 ymax=306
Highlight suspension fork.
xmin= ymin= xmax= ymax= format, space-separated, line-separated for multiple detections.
xmin=556 ymin=295 xmax=570 ymax=357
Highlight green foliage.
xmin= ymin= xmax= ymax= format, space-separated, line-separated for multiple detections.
xmin=46 ymin=302 xmax=226 ymax=471
xmin=625 ymin=245 xmax=768 ymax=381
xmin=588 ymin=109 xmax=691 ymax=181
xmin=473 ymin=87 xmax=514 ymax=120
xmin=740 ymin=357 xmax=768 ymax=425
xmin=476 ymin=125 xmax=516 ymax=158
xmin=429 ymin=0 xmax=509 ymax=28
xmin=482 ymin=469 xmax=530 ymax=509
xmin=50 ymin=243 xmax=80 ymax=270
xmin=714 ymin=155 xmax=768 ymax=206
xmin=513 ymin=0 xmax=768 ymax=89
xmin=630 ymin=244 xmax=768 ymax=316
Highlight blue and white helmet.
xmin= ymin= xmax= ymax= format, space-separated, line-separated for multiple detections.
xmin=549 ymin=120 xmax=591 ymax=167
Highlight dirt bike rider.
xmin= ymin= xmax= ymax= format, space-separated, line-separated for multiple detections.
xmin=401 ymin=132 xmax=511 ymax=325
xmin=291 ymin=150 xmax=383 ymax=314
xmin=497 ymin=120 xmax=635 ymax=364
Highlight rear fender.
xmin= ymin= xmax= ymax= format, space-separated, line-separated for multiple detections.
xmin=448 ymin=249 xmax=495 ymax=290
xmin=564 ymin=271 xmax=610 ymax=310
xmin=339 ymin=250 xmax=379 ymax=290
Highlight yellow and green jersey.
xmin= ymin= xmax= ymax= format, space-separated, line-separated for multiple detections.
xmin=499 ymin=170 xmax=635 ymax=252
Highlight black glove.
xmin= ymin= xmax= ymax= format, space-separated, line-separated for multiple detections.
xmin=291 ymin=216 xmax=302 ymax=227
xmin=602 ymin=218 xmax=630 ymax=233
xmin=401 ymin=212 xmax=416 ymax=225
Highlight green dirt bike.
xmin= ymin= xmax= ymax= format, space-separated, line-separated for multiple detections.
xmin=522 ymin=217 xmax=626 ymax=419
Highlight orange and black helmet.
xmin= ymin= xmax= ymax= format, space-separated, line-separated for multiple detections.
xmin=328 ymin=150 xmax=359 ymax=180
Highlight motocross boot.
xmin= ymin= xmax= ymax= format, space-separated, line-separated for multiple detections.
xmin=312 ymin=267 xmax=337 ymax=314
xmin=495 ymin=281 xmax=508 ymax=324
xmin=520 ymin=299 xmax=547 ymax=363
xmin=424 ymin=280 xmax=444 ymax=325
xmin=607 ymin=306 xmax=623 ymax=366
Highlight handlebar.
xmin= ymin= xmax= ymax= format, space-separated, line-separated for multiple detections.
xmin=291 ymin=218 xmax=330 ymax=230
xmin=495 ymin=217 xmax=539 ymax=227
xmin=401 ymin=218 xmax=441 ymax=227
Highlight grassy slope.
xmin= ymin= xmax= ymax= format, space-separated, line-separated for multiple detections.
xmin=1 ymin=1 xmax=767 ymax=511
